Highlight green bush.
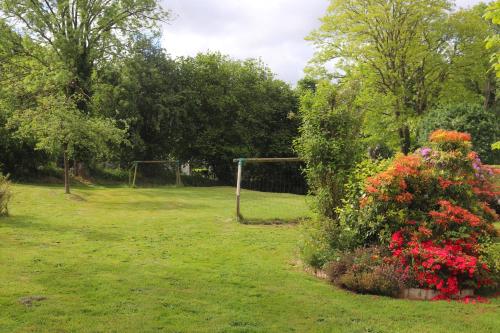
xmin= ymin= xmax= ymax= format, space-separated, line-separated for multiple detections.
xmin=418 ymin=103 xmax=499 ymax=164
xmin=299 ymin=159 xmax=391 ymax=268
xmin=480 ymin=241 xmax=500 ymax=289
xmin=294 ymin=81 xmax=363 ymax=219
xmin=299 ymin=217 xmax=339 ymax=268
xmin=0 ymin=173 xmax=12 ymax=216
xmin=325 ymin=246 xmax=407 ymax=297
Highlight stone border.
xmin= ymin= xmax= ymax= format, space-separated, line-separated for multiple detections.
xmin=401 ymin=288 xmax=474 ymax=300
xmin=303 ymin=264 xmax=476 ymax=301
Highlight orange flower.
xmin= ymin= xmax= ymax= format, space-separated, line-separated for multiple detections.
xmin=429 ymin=129 xmax=471 ymax=143
xmin=395 ymin=192 xmax=413 ymax=203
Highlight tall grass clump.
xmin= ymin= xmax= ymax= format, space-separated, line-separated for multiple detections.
xmin=0 ymin=173 xmax=12 ymax=216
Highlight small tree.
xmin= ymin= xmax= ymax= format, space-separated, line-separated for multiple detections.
xmin=9 ymin=94 xmax=126 ymax=194
xmin=294 ymin=80 xmax=363 ymax=218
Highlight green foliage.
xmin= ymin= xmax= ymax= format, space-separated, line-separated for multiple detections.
xmin=440 ymin=4 xmax=497 ymax=108
xmin=485 ymin=1 xmax=500 ymax=77
xmin=299 ymin=157 xmax=391 ymax=268
xmin=307 ymin=1 xmax=498 ymax=153
xmin=418 ymin=103 xmax=499 ymax=164
xmin=294 ymin=81 xmax=362 ymax=219
xmin=97 ymin=47 xmax=300 ymax=183
xmin=0 ymin=173 xmax=11 ymax=216
xmin=480 ymin=241 xmax=500 ymax=288
xmin=0 ymin=0 xmax=169 ymax=111
xmin=295 ymin=80 xmax=364 ymax=267
xmin=8 ymin=94 xmax=126 ymax=160
xmin=299 ymin=217 xmax=339 ymax=268
xmin=308 ymin=0 xmax=450 ymax=153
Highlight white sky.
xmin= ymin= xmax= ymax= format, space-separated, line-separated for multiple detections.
xmin=161 ymin=0 xmax=486 ymax=84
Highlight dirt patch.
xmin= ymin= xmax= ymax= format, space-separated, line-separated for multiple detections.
xmin=18 ymin=295 xmax=47 ymax=307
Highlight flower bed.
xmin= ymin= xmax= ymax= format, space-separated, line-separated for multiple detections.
xmin=338 ymin=130 xmax=500 ymax=301
xmin=318 ymin=130 xmax=500 ymax=300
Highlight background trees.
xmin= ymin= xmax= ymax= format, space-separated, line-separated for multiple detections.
xmin=96 ymin=49 xmax=300 ymax=184
xmin=307 ymin=0 xmax=498 ymax=158
xmin=1 ymin=0 xmax=168 ymax=112
xmin=0 ymin=0 xmax=169 ymax=192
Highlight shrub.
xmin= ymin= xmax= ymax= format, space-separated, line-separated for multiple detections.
xmin=325 ymin=246 xmax=407 ymax=297
xmin=480 ymin=241 xmax=500 ymax=289
xmin=418 ymin=103 xmax=499 ymax=164
xmin=294 ymin=81 xmax=363 ymax=219
xmin=299 ymin=159 xmax=392 ymax=268
xmin=360 ymin=130 xmax=498 ymax=299
xmin=0 ymin=173 xmax=12 ymax=216
xmin=299 ymin=217 xmax=339 ymax=269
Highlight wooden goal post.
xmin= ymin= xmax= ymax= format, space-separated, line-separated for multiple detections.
xmin=232 ymin=157 xmax=302 ymax=221
xmin=129 ymin=160 xmax=182 ymax=187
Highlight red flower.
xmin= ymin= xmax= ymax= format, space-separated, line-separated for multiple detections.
xmin=429 ymin=201 xmax=482 ymax=228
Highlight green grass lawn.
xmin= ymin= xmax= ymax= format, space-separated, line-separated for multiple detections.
xmin=1 ymin=184 xmax=499 ymax=332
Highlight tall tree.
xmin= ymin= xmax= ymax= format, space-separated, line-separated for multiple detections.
xmin=0 ymin=0 xmax=168 ymax=112
xmin=308 ymin=0 xmax=451 ymax=154
xmin=441 ymin=4 xmax=498 ymax=110
xmin=485 ymin=0 xmax=500 ymax=77
xmin=93 ymin=36 xmax=184 ymax=164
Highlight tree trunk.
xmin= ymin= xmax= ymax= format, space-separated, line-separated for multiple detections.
xmin=398 ymin=125 xmax=411 ymax=155
xmin=63 ymin=150 xmax=70 ymax=194
xmin=395 ymin=100 xmax=411 ymax=155
xmin=483 ymin=72 xmax=496 ymax=110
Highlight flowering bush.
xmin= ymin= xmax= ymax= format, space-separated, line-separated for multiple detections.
xmin=359 ymin=130 xmax=498 ymax=299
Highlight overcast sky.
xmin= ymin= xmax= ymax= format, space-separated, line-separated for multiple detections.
xmin=161 ymin=0 xmax=486 ymax=84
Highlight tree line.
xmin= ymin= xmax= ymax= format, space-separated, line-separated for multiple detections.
xmin=0 ymin=1 xmax=299 ymax=192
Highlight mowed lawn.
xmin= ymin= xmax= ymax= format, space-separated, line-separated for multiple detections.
xmin=0 ymin=185 xmax=499 ymax=333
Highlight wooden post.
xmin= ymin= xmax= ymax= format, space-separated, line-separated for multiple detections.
xmin=132 ymin=162 xmax=138 ymax=188
xmin=236 ymin=159 xmax=243 ymax=221
xmin=63 ymin=149 xmax=70 ymax=194
xmin=176 ymin=161 xmax=182 ymax=186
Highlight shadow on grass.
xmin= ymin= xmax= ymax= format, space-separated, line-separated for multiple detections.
xmin=0 ymin=215 xmax=124 ymax=242
xmin=91 ymin=200 xmax=211 ymax=211
xmin=238 ymin=216 xmax=310 ymax=226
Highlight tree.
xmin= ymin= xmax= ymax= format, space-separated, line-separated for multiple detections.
xmin=176 ymin=53 xmax=299 ymax=183
xmin=0 ymin=0 xmax=169 ymax=112
xmin=93 ymin=36 xmax=184 ymax=164
xmin=8 ymin=94 xmax=126 ymax=194
xmin=418 ymin=103 xmax=499 ymax=164
xmin=94 ymin=50 xmax=300 ymax=184
xmin=440 ymin=4 xmax=498 ymax=110
xmin=308 ymin=0 xmax=451 ymax=154
xmin=485 ymin=1 xmax=500 ymax=77
xmin=0 ymin=21 xmax=55 ymax=177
